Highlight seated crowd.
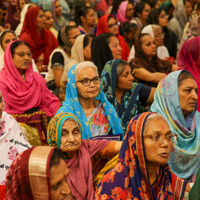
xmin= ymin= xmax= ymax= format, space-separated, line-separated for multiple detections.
xmin=0 ymin=0 xmax=200 ymax=199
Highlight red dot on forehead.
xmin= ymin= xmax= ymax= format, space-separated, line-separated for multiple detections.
xmin=89 ymin=74 xmax=91 ymax=76
xmin=161 ymin=126 xmax=164 ymax=130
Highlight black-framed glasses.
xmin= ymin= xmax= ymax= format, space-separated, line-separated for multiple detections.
xmin=108 ymin=23 xmax=118 ymax=28
xmin=76 ymin=76 xmax=100 ymax=86
xmin=13 ymin=52 xmax=32 ymax=58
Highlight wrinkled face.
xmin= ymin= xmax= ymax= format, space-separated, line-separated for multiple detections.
xmin=185 ymin=1 xmax=193 ymax=17
xmin=36 ymin=10 xmax=46 ymax=31
xmin=108 ymin=36 xmax=122 ymax=59
xmin=116 ymin=65 xmax=134 ymax=91
xmin=178 ymin=78 xmax=198 ymax=116
xmin=144 ymin=117 xmax=173 ymax=167
xmin=68 ymin=28 xmax=81 ymax=45
xmin=50 ymin=159 xmax=73 ymax=200
xmin=82 ymin=9 xmax=96 ymax=26
xmin=83 ymin=37 xmax=93 ymax=61
xmin=44 ymin=11 xmax=54 ymax=29
xmin=153 ymin=28 xmax=164 ymax=47
xmin=76 ymin=67 xmax=100 ymax=99
xmin=0 ymin=92 xmax=4 ymax=119
xmin=140 ymin=35 xmax=157 ymax=58
xmin=1 ymin=32 xmax=17 ymax=51
xmin=158 ymin=10 xmax=168 ymax=27
xmin=140 ymin=4 xmax=151 ymax=20
xmin=107 ymin=17 xmax=119 ymax=35
xmin=55 ymin=0 xmax=62 ymax=17
xmin=12 ymin=44 xmax=32 ymax=74
xmin=126 ymin=3 xmax=134 ymax=20
xmin=60 ymin=119 xmax=82 ymax=156
xmin=19 ymin=0 xmax=26 ymax=10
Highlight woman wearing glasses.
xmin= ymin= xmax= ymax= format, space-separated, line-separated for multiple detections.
xmin=96 ymin=14 xmax=130 ymax=61
xmin=96 ymin=112 xmax=189 ymax=199
xmin=151 ymin=70 xmax=200 ymax=182
xmin=0 ymin=40 xmax=60 ymax=145
xmin=57 ymin=61 xmax=123 ymax=139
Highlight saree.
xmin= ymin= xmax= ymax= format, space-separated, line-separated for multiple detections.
xmin=96 ymin=112 xmax=187 ymax=200
xmin=178 ymin=37 xmax=200 ymax=112
xmin=20 ymin=6 xmax=58 ymax=65
xmin=57 ymin=62 xmax=123 ymax=139
xmin=47 ymin=112 xmax=111 ymax=200
xmin=96 ymin=14 xmax=130 ymax=61
xmin=151 ymin=70 xmax=200 ymax=180
xmin=5 ymin=146 xmax=56 ymax=199
xmin=101 ymin=59 xmax=144 ymax=131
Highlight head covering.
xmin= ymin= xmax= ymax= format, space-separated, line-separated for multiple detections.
xmin=91 ymin=33 xmax=113 ymax=75
xmin=57 ymin=62 xmax=123 ymax=139
xmin=189 ymin=167 xmax=200 ymax=199
xmin=160 ymin=1 xmax=174 ymax=19
xmin=178 ymin=37 xmax=200 ymax=112
xmin=116 ymin=1 xmax=129 ymax=23
xmin=47 ymin=112 xmax=110 ymax=200
xmin=6 ymin=146 xmax=56 ymax=199
xmin=101 ymin=59 xmax=144 ymax=131
xmin=96 ymin=15 xmax=130 ymax=61
xmin=0 ymin=30 xmax=18 ymax=71
xmin=96 ymin=112 xmax=187 ymax=199
xmin=151 ymin=70 xmax=200 ymax=179
xmin=0 ymin=41 xmax=60 ymax=117
xmin=19 ymin=6 xmax=58 ymax=65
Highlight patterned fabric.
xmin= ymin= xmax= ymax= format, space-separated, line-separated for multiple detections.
xmin=189 ymin=167 xmax=200 ymax=199
xmin=96 ymin=112 xmax=187 ymax=200
xmin=78 ymin=25 xmax=96 ymax=35
xmin=57 ymin=62 xmax=123 ymax=139
xmin=151 ymin=70 xmax=200 ymax=179
xmin=101 ymin=59 xmax=144 ymax=131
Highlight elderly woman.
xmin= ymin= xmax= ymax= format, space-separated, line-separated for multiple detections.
xmin=47 ymin=112 xmax=122 ymax=200
xmin=101 ymin=59 xmax=155 ymax=131
xmin=0 ymin=91 xmax=30 ymax=199
xmin=151 ymin=70 xmax=200 ymax=181
xmin=20 ymin=6 xmax=58 ymax=68
xmin=130 ymin=33 xmax=176 ymax=87
xmin=0 ymin=40 xmax=60 ymax=144
xmin=6 ymin=146 xmax=75 ymax=200
xmin=96 ymin=112 xmax=188 ymax=199
xmin=128 ymin=24 xmax=169 ymax=61
xmin=96 ymin=14 xmax=129 ymax=61
xmin=57 ymin=61 xmax=123 ymax=139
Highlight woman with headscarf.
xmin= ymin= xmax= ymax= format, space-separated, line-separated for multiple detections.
xmin=96 ymin=112 xmax=188 ymax=199
xmin=151 ymin=70 xmax=200 ymax=181
xmin=38 ymin=0 xmax=70 ymax=31
xmin=20 ymin=6 xmax=58 ymax=67
xmin=46 ymin=25 xmax=81 ymax=94
xmin=177 ymin=37 xmax=200 ymax=112
xmin=59 ymin=34 xmax=94 ymax=103
xmin=47 ymin=112 xmax=122 ymax=200
xmin=147 ymin=8 xmax=178 ymax=58
xmin=6 ymin=146 xmax=75 ymax=200
xmin=0 ymin=91 xmax=30 ymax=199
xmin=57 ymin=61 xmax=123 ymax=139
xmin=96 ymin=14 xmax=130 ymax=61
xmin=101 ymin=59 xmax=155 ymax=131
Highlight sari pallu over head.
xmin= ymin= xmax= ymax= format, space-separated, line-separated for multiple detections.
xmin=56 ymin=62 xmax=123 ymax=139
xmin=101 ymin=59 xmax=144 ymax=131
xmin=0 ymin=41 xmax=60 ymax=117
xmin=19 ymin=6 xmax=58 ymax=65
xmin=5 ymin=146 xmax=55 ymax=200
xmin=96 ymin=112 xmax=186 ymax=200
xmin=178 ymin=37 xmax=200 ymax=112
xmin=151 ymin=70 xmax=200 ymax=180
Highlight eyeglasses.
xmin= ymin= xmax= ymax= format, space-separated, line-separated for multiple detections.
xmin=13 ymin=52 xmax=32 ymax=58
xmin=144 ymin=133 xmax=177 ymax=145
xmin=108 ymin=23 xmax=118 ymax=28
xmin=76 ymin=76 xmax=100 ymax=86
xmin=154 ymin=33 xmax=165 ymax=38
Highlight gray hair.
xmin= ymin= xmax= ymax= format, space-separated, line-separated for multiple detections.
xmin=152 ymin=24 xmax=162 ymax=32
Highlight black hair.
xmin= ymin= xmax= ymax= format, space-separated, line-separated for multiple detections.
xmin=183 ymin=0 xmax=192 ymax=5
xmin=49 ymin=148 xmax=65 ymax=169
xmin=146 ymin=8 xmax=163 ymax=24
xmin=116 ymin=60 xmax=129 ymax=79
xmin=107 ymin=15 xmax=114 ymax=23
xmin=74 ymin=3 xmax=95 ymax=26
xmin=197 ymin=2 xmax=200 ymax=10
xmin=10 ymin=40 xmax=30 ymax=56
xmin=119 ymin=22 xmax=138 ymax=36
xmin=0 ymin=30 xmax=17 ymax=47
xmin=143 ymin=0 xmax=157 ymax=8
xmin=83 ymin=35 xmax=94 ymax=48
xmin=178 ymin=71 xmax=195 ymax=87
xmin=103 ymin=33 xmax=116 ymax=44
xmin=133 ymin=2 xmax=150 ymax=17
xmin=138 ymin=33 xmax=150 ymax=45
